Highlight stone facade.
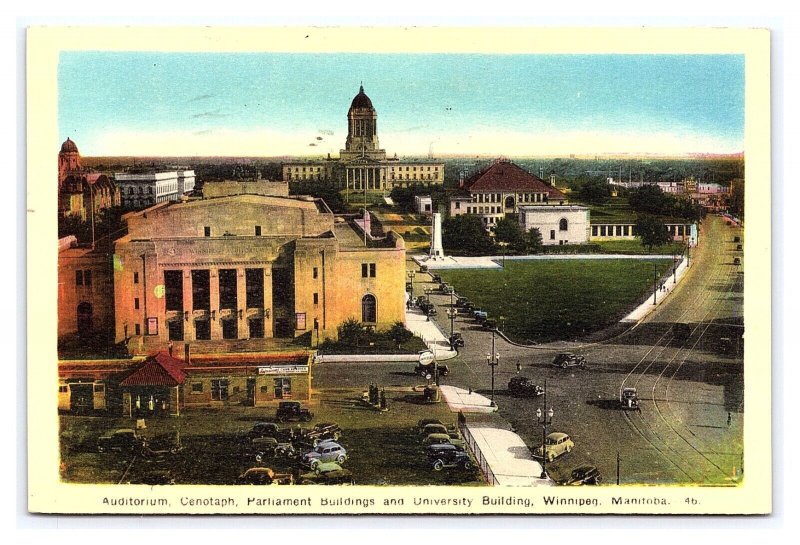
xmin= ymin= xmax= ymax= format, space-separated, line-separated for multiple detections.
xmin=282 ymin=86 xmax=444 ymax=192
xmin=518 ymin=205 xmax=591 ymax=245
xmin=58 ymin=138 xmax=120 ymax=221
xmin=110 ymin=181 xmax=406 ymax=354
xmin=590 ymin=222 xmax=693 ymax=242
xmin=115 ymin=170 xmax=196 ymax=209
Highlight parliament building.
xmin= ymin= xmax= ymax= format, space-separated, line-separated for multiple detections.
xmin=282 ymin=85 xmax=444 ymax=193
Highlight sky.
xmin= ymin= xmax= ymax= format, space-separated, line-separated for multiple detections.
xmin=58 ymin=52 xmax=745 ymax=157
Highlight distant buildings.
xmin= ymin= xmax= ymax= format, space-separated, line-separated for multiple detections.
xmin=414 ymin=195 xmax=433 ymax=215
xmin=449 ymin=159 xmax=567 ymax=228
xmin=282 ymin=85 xmax=444 ymax=193
xmin=58 ymin=138 xmax=120 ymax=221
xmin=115 ymin=169 xmax=196 ymax=209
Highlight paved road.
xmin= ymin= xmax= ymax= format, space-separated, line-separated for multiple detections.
xmin=399 ymin=215 xmax=744 ymax=485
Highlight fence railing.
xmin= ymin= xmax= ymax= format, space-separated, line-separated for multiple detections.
xmin=457 ymin=411 xmax=498 ymax=486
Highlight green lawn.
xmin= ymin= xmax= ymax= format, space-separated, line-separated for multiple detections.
xmin=439 ymin=259 xmax=674 ymax=343
xmin=594 ymin=240 xmax=687 ymax=255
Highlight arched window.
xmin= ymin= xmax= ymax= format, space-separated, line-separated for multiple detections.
xmin=361 ymin=294 xmax=377 ymax=323
xmin=505 ymin=196 xmax=515 ymax=209
xmin=559 ymin=218 xmax=568 ymax=231
xmin=128 ymin=187 xmax=134 ymax=195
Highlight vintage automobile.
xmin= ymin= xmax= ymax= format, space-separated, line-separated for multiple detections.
xmin=733 ymin=257 xmax=741 ymax=265
xmin=473 ymin=310 xmax=488 ymax=323
xmin=425 ymin=443 xmax=465 ymax=458
xmin=245 ymin=422 xmax=281 ymax=440
xmin=251 ymin=437 xmax=298 ymax=462
xmin=97 ymin=428 xmax=147 ymax=454
xmin=508 ymin=376 xmax=545 ymax=397
xmin=429 ymin=448 xmax=473 ymax=471
xmin=535 ymin=432 xmax=575 ymax=462
xmin=462 ymin=301 xmax=476 ymax=313
xmin=455 ymin=297 xmax=469 ymax=308
xmin=140 ymin=432 xmax=183 ymax=457
xmin=417 ymin=418 xmax=445 ymax=431
xmin=422 ymin=432 xmax=466 ymax=449
xmin=562 ymin=465 xmax=602 ymax=485
xmin=237 ymin=467 xmax=294 ymax=485
xmin=300 ymin=441 xmax=348 ymax=470
xmin=619 ymin=387 xmax=640 ymax=410
xmin=297 ymin=462 xmax=355 ymax=485
xmin=551 ymin=353 xmax=587 ymax=369
xmin=423 ymin=385 xmax=441 ymax=404
xmin=275 ymin=401 xmax=313 ymax=423
xmin=419 ymin=423 xmax=457 ymax=437
xmin=305 ymin=422 xmax=342 ymax=443
xmin=431 ymin=273 xmax=442 ymax=283
xmin=414 ymin=363 xmax=450 ymax=378
xmin=482 ymin=319 xmax=498 ymax=331
xmin=449 ymin=332 xmax=465 ymax=348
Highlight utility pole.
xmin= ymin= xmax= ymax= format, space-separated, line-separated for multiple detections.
xmin=653 ymin=262 xmax=658 ymax=305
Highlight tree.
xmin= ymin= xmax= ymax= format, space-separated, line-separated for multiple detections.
xmin=526 ymin=227 xmax=543 ymax=253
xmin=493 ymin=217 xmax=527 ymax=252
xmin=635 ymin=215 xmax=672 ymax=252
xmin=577 ymin=178 xmax=612 ymax=204
xmin=388 ymin=321 xmax=414 ymax=348
xmin=729 ymin=179 xmax=744 ymax=220
xmin=337 ymin=318 xmax=363 ymax=347
xmin=442 ymin=215 xmax=494 ymax=255
xmin=628 ymin=184 xmax=670 ymax=215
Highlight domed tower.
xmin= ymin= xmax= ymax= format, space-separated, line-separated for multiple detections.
xmin=341 ymin=85 xmax=385 ymax=161
xmin=58 ymin=138 xmax=82 ymax=185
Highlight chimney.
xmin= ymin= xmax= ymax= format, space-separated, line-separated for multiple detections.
xmin=184 ymin=343 xmax=190 ymax=365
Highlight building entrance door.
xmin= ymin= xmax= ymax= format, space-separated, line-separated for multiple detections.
xmin=246 ymin=378 xmax=256 ymax=406
xmin=222 ymin=318 xmax=238 ymax=339
xmin=248 ymin=318 xmax=264 ymax=338
xmin=195 ymin=319 xmax=210 ymax=340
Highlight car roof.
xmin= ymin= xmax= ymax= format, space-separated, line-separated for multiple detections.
xmin=547 ymin=432 xmax=570 ymax=440
xmin=115 ymin=428 xmax=136 ymax=433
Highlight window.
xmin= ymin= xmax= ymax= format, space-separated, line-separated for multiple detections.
xmin=313 ymin=293 xmax=319 ymax=305
xmin=59 ymin=385 xmax=68 ymax=393
xmin=76 ymin=270 xmax=83 ymax=286
xmin=134 ymin=298 xmax=140 ymax=310
xmin=313 ymin=267 xmax=318 ymax=279
xmin=133 ymin=272 xmax=139 ymax=284
xmin=274 ymin=378 xmax=292 ymax=399
xmin=255 ymin=225 xmax=261 ymax=236
xmin=369 ymin=263 xmax=376 ymax=278
xmin=204 ymin=226 xmax=211 ymax=237
xmin=211 ymin=379 xmax=229 ymax=401
xmin=362 ymin=294 xmax=377 ymax=323
xmin=191 ymin=382 xmax=203 ymax=393
xmin=550 ymin=230 xmax=556 ymax=240
xmin=84 ymin=270 xmax=92 ymax=286
xmin=455 ymin=202 xmax=461 ymax=210
xmin=134 ymin=323 xmax=141 ymax=336
xmin=559 ymin=218 xmax=568 ymax=231
xmin=592 ymin=226 xmax=598 ymax=237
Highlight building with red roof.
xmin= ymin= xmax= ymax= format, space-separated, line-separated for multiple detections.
xmin=449 ymin=159 xmax=568 ymax=229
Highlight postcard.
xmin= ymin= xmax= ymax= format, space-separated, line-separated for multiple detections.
xmin=27 ymin=26 xmax=771 ymax=515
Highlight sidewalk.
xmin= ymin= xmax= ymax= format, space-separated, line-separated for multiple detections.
xmin=622 ymin=256 xmax=689 ymax=322
xmin=413 ymin=253 xmax=677 ymax=270
xmin=405 ymin=305 xmax=457 ymax=361
xmin=439 ymin=385 xmax=497 ymax=414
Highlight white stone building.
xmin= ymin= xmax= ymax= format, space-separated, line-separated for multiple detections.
xmin=518 ymin=205 xmax=590 ymax=245
xmin=414 ymin=195 xmax=433 ymax=215
xmin=115 ymin=170 xmax=196 ymax=209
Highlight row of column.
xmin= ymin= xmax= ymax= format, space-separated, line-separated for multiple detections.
xmin=346 ymin=167 xmax=385 ymax=190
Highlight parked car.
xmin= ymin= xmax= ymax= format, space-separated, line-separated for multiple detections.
xmin=455 ymin=297 xmax=469 ymax=308
xmin=482 ymin=319 xmax=497 ymax=331
xmin=423 ymin=432 xmax=466 ymax=448
xmin=562 ymin=465 xmax=601 ymax=485
xmin=301 ymin=441 xmax=348 ymax=470
xmin=305 ymin=422 xmax=342 ymax=443
xmin=426 ymin=443 xmax=465 ymax=458
xmin=97 ymin=429 xmax=147 ymax=454
xmin=140 ymin=432 xmax=183 ymax=457
xmin=246 ymin=422 xmax=281 ymax=440
xmin=276 ymin=401 xmax=313 ymax=423
xmin=429 ymin=448 xmax=473 ymax=471
xmin=462 ymin=302 xmax=475 ymax=312
xmin=237 ymin=467 xmax=294 ymax=485
xmin=251 ymin=437 xmax=298 ymax=462
xmin=535 ymin=432 xmax=575 ymax=462
xmin=414 ymin=363 xmax=449 ymax=378
xmin=619 ymin=387 xmax=640 ymax=410
xmin=508 ymin=376 xmax=545 ymax=397
xmin=431 ymin=273 xmax=442 ymax=283
xmin=417 ymin=418 xmax=445 ymax=431
xmin=552 ymin=353 xmax=587 ymax=369
xmin=449 ymin=332 xmax=465 ymax=348
xmin=423 ymin=385 xmax=441 ymax=404
xmin=733 ymin=257 xmax=741 ymax=265
xmin=420 ymin=423 xmax=457 ymax=437
xmin=425 ymin=304 xmax=437 ymax=316
xmin=298 ymin=462 xmax=355 ymax=485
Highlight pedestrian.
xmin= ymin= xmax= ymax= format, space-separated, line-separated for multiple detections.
xmin=727 ymin=411 xmax=732 ymax=427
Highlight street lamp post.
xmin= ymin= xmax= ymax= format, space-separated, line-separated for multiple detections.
xmin=536 ymin=381 xmax=553 ymax=480
xmin=486 ymin=329 xmax=500 ymax=407
xmin=447 ymin=308 xmax=457 ymax=338
xmin=652 ymin=262 xmax=658 ymax=306
xmin=408 ymin=269 xmax=416 ymax=296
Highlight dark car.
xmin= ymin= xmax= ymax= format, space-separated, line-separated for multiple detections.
xmin=455 ymin=297 xmax=469 ymax=308
xmin=482 ymin=319 xmax=497 ymax=330
xmin=246 ymin=422 xmax=281 ymax=440
xmin=462 ymin=302 xmax=475 ymax=312
xmin=552 ymin=353 xmax=587 ymax=369
xmin=429 ymin=448 xmax=473 ymax=471
xmin=417 ymin=418 xmax=445 ymax=431
xmin=415 ymin=363 xmax=449 ymax=378
xmin=508 ymin=376 xmax=544 ymax=397
xmin=426 ymin=443 xmax=465 ymax=458
xmin=431 ymin=273 xmax=442 ymax=283
xmin=237 ymin=467 xmax=294 ymax=485
xmin=97 ymin=429 xmax=147 ymax=454
xmin=298 ymin=462 xmax=355 ymax=485
xmin=276 ymin=401 xmax=313 ymax=423
xmin=563 ymin=465 xmax=601 ymax=485
xmin=733 ymin=257 xmax=741 ymax=265
xmin=449 ymin=333 xmax=465 ymax=348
